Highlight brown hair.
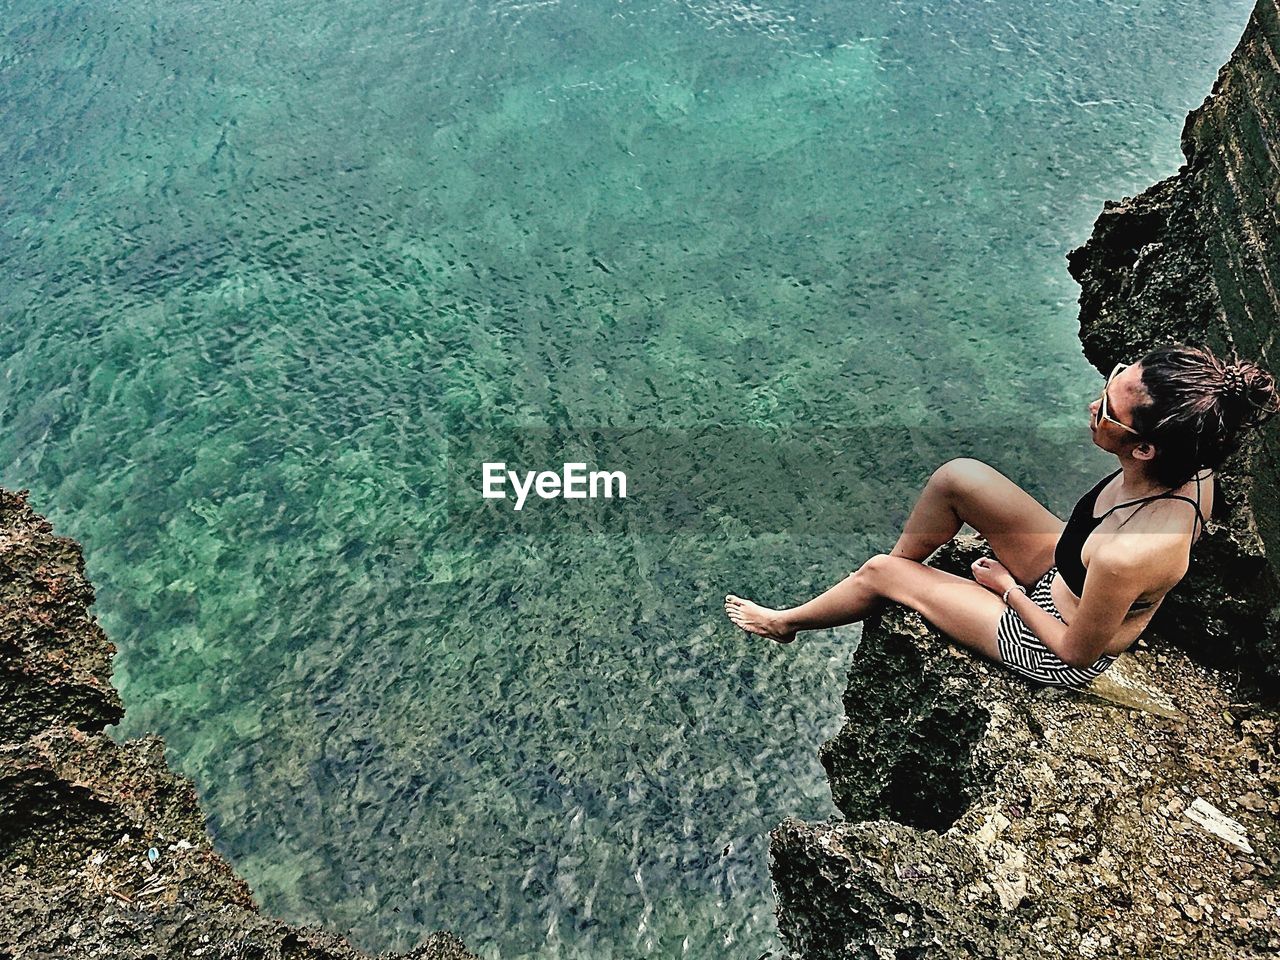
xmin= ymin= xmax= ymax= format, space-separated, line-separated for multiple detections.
xmin=1131 ymin=343 xmax=1280 ymax=488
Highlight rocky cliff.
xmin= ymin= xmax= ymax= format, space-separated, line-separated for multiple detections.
xmin=770 ymin=0 xmax=1280 ymax=956
xmin=771 ymin=539 xmax=1280 ymax=958
xmin=0 ymin=488 xmax=477 ymax=960
xmin=5 ymin=5 xmax=1278 ymax=960
xmin=1067 ymin=0 xmax=1280 ymax=694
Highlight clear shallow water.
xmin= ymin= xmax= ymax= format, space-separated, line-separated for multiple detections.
xmin=0 ymin=0 xmax=1255 ymax=955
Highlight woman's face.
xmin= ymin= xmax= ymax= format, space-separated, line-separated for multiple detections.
xmin=1089 ymin=362 xmax=1150 ymax=453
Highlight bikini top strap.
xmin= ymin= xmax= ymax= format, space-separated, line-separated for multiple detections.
xmin=1189 ymin=470 xmax=1211 ymax=542
xmin=1194 ymin=471 xmax=1203 ymax=540
xmin=1095 ymin=492 xmax=1175 ymax=521
xmin=1160 ymin=494 xmax=1209 ymax=537
xmin=1081 ymin=468 xmax=1123 ymax=512
xmin=1097 ymin=487 xmax=1210 ymax=544
xmin=1176 ymin=469 xmax=1212 ymax=539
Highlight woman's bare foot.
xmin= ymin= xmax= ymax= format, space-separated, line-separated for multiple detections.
xmin=724 ymin=594 xmax=797 ymax=643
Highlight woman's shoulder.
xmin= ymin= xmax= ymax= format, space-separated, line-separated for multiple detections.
xmin=1168 ymin=467 xmax=1215 ymax=525
xmin=1112 ymin=483 xmax=1208 ymax=573
xmin=1128 ymin=469 xmax=1214 ymax=526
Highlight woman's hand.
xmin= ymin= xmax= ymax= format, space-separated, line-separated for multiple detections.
xmin=971 ymin=556 xmax=1016 ymax=596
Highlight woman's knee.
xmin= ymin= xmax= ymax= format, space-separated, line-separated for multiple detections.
xmin=853 ymin=553 xmax=930 ymax=609
xmin=929 ymin=457 xmax=993 ymax=503
xmin=856 ymin=552 xmax=895 ymax=583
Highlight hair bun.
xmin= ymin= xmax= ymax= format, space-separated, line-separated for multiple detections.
xmin=1221 ymin=363 xmax=1248 ymax=400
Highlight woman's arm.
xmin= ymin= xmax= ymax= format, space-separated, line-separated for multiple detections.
xmin=1051 ymin=548 xmax=1165 ymax=666
xmin=976 ymin=551 xmax=1152 ymax=668
xmin=1003 ymin=586 xmax=1072 ymax=654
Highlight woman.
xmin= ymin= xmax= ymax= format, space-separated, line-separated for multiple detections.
xmin=724 ymin=344 xmax=1279 ymax=689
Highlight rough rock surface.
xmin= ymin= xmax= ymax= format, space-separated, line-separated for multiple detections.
xmin=1066 ymin=0 xmax=1280 ymax=695
xmin=5 ymin=5 xmax=1278 ymax=960
xmin=771 ymin=538 xmax=1280 ymax=959
xmin=771 ymin=2 xmax=1280 ymax=956
xmin=0 ymin=488 xmax=477 ymax=960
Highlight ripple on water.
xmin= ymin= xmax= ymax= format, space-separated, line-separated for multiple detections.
xmin=0 ymin=0 xmax=1257 ymax=955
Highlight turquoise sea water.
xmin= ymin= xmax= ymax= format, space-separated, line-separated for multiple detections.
xmin=0 ymin=0 xmax=1256 ymax=956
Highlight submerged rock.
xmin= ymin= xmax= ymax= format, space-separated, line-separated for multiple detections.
xmin=5 ymin=3 xmax=1278 ymax=959
xmin=0 ymin=488 xmax=477 ymax=960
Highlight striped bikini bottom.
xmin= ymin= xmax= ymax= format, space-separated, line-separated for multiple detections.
xmin=996 ymin=566 xmax=1117 ymax=689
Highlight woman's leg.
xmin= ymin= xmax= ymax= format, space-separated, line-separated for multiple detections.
xmin=724 ymin=567 xmax=882 ymax=644
xmin=724 ymin=457 xmax=1059 ymax=649
xmin=725 ymin=553 xmax=1007 ymax=658
xmin=889 ymin=458 xmax=1065 ymax=585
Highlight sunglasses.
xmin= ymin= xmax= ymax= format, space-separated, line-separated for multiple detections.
xmin=1095 ymin=361 xmax=1143 ymax=436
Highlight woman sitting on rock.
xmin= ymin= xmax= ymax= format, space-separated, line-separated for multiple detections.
xmin=725 ymin=343 xmax=1279 ymax=688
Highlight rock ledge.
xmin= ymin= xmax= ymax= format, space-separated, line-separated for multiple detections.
xmin=771 ymin=1 xmax=1280 ymax=954
xmin=771 ymin=539 xmax=1280 ymax=959
xmin=0 ymin=488 xmax=477 ymax=960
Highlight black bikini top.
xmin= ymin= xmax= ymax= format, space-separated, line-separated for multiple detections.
xmin=1054 ymin=467 xmax=1211 ymax=604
